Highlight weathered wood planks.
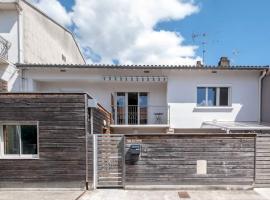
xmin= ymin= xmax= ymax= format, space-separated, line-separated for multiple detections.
xmin=255 ymin=134 xmax=270 ymax=187
xmin=0 ymin=93 xmax=89 ymax=188
xmin=125 ymin=134 xmax=256 ymax=186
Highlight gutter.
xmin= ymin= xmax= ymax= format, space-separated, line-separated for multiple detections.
xmin=259 ymin=68 xmax=269 ymax=122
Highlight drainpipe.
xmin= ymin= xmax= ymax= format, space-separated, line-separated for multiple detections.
xmin=16 ymin=0 xmax=23 ymax=63
xmin=259 ymin=69 xmax=268 ymax=122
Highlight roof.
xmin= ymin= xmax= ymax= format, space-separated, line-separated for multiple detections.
xmin=202 ymin=121 xmax=270 ymax=131
xmin=16 ymin=63 xmax=270 ymax=71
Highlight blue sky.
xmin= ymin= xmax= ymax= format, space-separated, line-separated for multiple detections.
xmin=58 ymin=0 xmax=270 ymax=65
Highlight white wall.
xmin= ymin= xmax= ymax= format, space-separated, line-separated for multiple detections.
xmin=23 ymin=68 xmax=261 ymax=128
xmin=37 ymin=81 xmax=167 ymax=112
xmin=167 ymin=70 xmax=260 ymax=128
xmin=21 ymin=1 xmax=85 ymax=64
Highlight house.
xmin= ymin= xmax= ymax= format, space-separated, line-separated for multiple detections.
xmin=1 ymin=0 xmax=270 ymax=190
xmin=0 ymin=58 xmax=266 ymax=189
xmin=15 ymin=58 xmax=270 ymax=134
xmin=0 ymin=0 xmax=85 ymax=92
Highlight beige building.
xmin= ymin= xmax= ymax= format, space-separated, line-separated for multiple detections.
xmin=0 ymin=0 xmax=85 ymax=91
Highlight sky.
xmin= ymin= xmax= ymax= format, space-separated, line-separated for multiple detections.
xmin=30 ymin=0 xmax=270 ymax=66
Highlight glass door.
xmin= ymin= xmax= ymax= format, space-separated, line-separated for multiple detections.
xmin=128 ymin=93 xmax=138 ymax=124
xmin=139 ymin=93 xmax=148 ymax=124
xmin=115 ymin=92 xmax=148 ymax=125
xmin=116 ymin=92 xmax=125 ymax=124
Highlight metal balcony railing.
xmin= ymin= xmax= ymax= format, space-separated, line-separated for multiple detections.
xmin=0 ymin=35 xmax=11 ymax=60
xmin=113 ymin=105 xmax=170 ymax=125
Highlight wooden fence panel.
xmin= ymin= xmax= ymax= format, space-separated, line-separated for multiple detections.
xmin=125 ymin=134 xmax=256 ymax=186
xmin=255 ymin=134 xmax=270 ymax=187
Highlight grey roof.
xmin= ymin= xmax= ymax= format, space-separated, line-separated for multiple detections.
xmin=16 ymin=63 xmax=270 ymax=71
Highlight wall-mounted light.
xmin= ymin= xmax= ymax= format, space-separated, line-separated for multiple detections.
xmin=144 ymin=70 xmax=150 ymax=74
xmin=60 ymin=69 xmax=66 ymax=72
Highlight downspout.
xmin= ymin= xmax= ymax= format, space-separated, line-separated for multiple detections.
xmin=259 ymin=69 xmax=268 ymax=122
xmin=16 ymin=0 xmax=23 ymax=63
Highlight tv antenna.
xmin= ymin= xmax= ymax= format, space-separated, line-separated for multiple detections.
xmin=192 ymin=32 xmax=207 ymax=64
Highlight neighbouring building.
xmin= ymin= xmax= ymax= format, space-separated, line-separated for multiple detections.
xmin=0 ymin=0 xmax=85 ymax=92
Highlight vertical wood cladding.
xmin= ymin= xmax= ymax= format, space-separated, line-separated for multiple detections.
xmin=125 ymin=134 xmax=256 ymax=186
xmin=255 ymin=134 xmax=270 ymax=187
xmin=92 ymin=104 xmax=111 ymax=134
xmin=0 ymin=93 xmax=88 ymax=188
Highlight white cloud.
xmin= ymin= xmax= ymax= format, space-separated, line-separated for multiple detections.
xmin=119 ymin=30 xmax=200 ymax=65
xmin=29 ymin=0 xmax=72 ymax=26
xmin=71 ymin=0 xmax=201 ymax=64
xmin=29 ymin=0 xmax=201 ymax=65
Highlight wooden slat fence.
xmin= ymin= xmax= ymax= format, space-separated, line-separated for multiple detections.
xmin=255 ymin=134 xmax=270 ymax=187
xmin=125 ymin=134 xmax=256 ymax=186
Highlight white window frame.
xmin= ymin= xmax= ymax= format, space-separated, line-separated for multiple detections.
xmin=114 ymin=92 xmax=149 ymax=125
xmin=0 ymin=121 xmax=39 ymax=159
xmin=196 ymin=85 xmax=232 ymax=107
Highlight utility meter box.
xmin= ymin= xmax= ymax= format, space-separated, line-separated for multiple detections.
xmin=130 ymin=144 xmax=141 ymax=155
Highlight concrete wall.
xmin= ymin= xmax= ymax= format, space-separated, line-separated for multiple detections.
xmin=167 ymin=70 xmax=260 ymax=128
xmin=21 ymin=0 xmax=85 ymax=64
xmin=262 ymin=75 xmax=270 ymax=123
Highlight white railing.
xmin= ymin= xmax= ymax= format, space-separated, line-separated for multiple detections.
xmin=0 ymin=35 xmax=11 ymax=60
xmin=113 ymin=105 xmax=170 ymax=125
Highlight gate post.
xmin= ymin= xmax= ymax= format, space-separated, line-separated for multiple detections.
xmin=93 ymin=134 xmax=97 ymax=189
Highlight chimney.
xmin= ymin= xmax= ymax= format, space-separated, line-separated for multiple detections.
xmin=218 ymin=57 xmax=230 ymax=68
xmin=196 ymin=60 xmax=202 ymax=67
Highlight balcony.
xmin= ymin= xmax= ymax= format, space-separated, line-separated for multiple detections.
xmin=112 ymin=105 xmax=170 ymax=126
xmin=0 ymin=35 xmax=11 ymax=63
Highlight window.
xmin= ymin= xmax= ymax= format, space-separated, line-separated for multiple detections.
xmin=113 ymin=92 xmax=149 ymax=125
xmin=0 ymin=123 xmax=38 ymax=159
xmin=197 ymin=87 xmax=230 ymax=107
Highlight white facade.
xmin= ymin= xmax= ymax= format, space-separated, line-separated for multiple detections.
xmin=20 ymin=67 xmax=262 ymax=129
xmin=167 ymin=70 xmax=260 ymax=128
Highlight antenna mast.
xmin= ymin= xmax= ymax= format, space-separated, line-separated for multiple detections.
xmin=192 ymin=32 xmax=207 ymax=64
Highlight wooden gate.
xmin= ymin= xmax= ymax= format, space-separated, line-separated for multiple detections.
xmin=96 ymin=134 xmax=125 ymax=188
